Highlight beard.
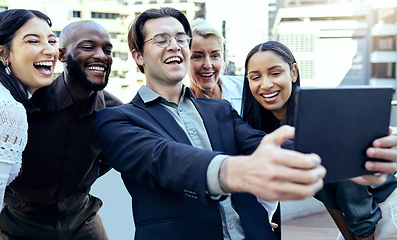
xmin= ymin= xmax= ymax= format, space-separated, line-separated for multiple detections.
xmin=65 ymin=55 xmax=110 ymax=91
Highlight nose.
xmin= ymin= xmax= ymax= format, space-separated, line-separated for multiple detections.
xmin=202 ymin=56 xmax=212 ymax=69
xmin=93 ymin=48 xmax=108 ymax=61
xmin=261 ymin=77 xmax=274 ymax=90
xmin=167 ymin=37 xmax=181 ymax=51
xmin=43 ymin=42 xmax=56 ymax=56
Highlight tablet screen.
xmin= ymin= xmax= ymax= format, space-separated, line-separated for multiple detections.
xmin=294 ymin=87 xmax=393 ymax=183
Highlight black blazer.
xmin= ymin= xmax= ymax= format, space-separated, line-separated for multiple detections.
xmin=95 ymin=93 xmax=280 ymax=240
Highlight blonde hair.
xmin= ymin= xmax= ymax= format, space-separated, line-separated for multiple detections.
xmin=191 ymin=18 xmax=224 ymax=46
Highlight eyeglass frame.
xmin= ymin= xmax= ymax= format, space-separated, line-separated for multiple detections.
xmin=143 ymin=33 xmax=191 ymax=48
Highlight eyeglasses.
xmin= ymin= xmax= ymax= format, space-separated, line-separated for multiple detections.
xmin=144 ymin=33 xmax=191 ymax=48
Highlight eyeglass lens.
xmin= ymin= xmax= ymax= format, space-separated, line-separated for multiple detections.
xmin=154 ymin=34 xmax=190 ymax=48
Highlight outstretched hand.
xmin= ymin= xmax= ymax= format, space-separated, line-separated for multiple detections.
xmin=220 ymin=125 xmax=326 ymax=201
xmin=352 ymin=128 xmax=397 ymax=186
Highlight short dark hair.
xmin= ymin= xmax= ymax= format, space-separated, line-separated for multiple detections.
xmin=241 ymin=41 xmax=301 ymax=133
xmin=0 ymin=9 xmax=52 ymax=111
xmin=127 ymin=7 xmax=192 ymax=73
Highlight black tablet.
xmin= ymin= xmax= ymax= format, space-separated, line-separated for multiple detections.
xmin=294 ymin=87 xmax=393 ymax=183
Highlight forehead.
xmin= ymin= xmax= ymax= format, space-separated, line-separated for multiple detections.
xmin=144 ymin=17 xmax=185 ymax=37
xmin=68 ymin=23 xmax=111 ymax=47
xmin=191 ymin=34 xmax=222 ymax=50
xmin=249 ymin=50 xmax=286 ymax=68
xmin=14 ymin=17 xmax=53 ymax=38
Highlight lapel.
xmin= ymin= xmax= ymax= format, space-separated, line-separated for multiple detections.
xmin=130 ymin=94 xmax=192 ymax=145
xmin=191 ymin=97 xmax=225 ymax=152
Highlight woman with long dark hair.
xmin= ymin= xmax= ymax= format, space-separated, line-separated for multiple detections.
xmin=0 ymin=9 xmax=58 ymax=209
xmin=241 ymin=41 xmax=397 ymax=240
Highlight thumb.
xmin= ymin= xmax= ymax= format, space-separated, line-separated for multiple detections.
xmin=261 ymin=125 xmax=295 ymax=147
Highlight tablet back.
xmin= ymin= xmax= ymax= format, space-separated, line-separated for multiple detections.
xmin=294 ymin=87 xmax=393 ymax=183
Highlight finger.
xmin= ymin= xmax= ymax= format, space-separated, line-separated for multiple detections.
xmin=367 ymin=147 xmax=397 ymax=162
xmin=352 ymin=173 xmax=388 ymax=186
xmin=263 ymin=179 xmax=324 ymax=201
xmin=266 ymin=164 xmax=326 ymax=185
xmin=266 ymin=147 xmax=322 ymax=170
xmin=261 ymin=125 xmax=295 ymax=147
xmin=365 ymin=160 xmax=397 ymax=174
xmin=372 ymin=135 xmax=397 ymax=148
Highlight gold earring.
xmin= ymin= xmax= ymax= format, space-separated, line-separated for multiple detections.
xmin=2 ymin=58 xmax=11 ymax=75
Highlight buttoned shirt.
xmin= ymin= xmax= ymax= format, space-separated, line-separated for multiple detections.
xmin=5 ymin=73 xmax=122 ymax=216
xmin=139 ymin=85 xmax=245 ymax=240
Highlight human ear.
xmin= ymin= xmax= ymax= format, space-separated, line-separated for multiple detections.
xmin=131 ymin=49 xmax=144 ymax=67
xmin=291 ymin=63 xmax=298 ymax=83
xmin=0 ymin=46 xmax=8 ymax=65
xmin=58 ymin=48 xmax=66 ymax=62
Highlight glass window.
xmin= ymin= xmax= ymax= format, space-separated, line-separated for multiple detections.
xmin=374 ymin=36 xmax=396 ymax=51
xmin=91 ymin=12 xmax=119 ymax=19
xmin=376 ymin=8 xmax=397 ymax=24
xmin=53 ymin=31 xmax=61 ymax=37
xmin=72 ymin=11 xmax=81 ymax=18
xmin=372 ymin=63 xmax=396 ymax=78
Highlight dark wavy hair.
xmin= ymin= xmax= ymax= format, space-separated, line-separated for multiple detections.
xmin=0 ymin=9 xmax=52 ymax=112
xmin=127 ymin=7 xmax=192 ymax=73
xmin=241 ymin=41 xmax=300 ymax=133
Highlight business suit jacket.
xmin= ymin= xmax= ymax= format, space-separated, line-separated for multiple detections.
xmin=95 ymin=91 xmax=280 ymax=240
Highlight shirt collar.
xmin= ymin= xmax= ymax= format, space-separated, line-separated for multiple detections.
xmin=138 ymin=84 xmax=195 ymax=104
xmin=54 ymin=73 xmax=105 ymax=114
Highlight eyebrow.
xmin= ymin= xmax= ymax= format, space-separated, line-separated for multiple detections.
xmin=192 ymin=49 xmax=221 ymax=54
xmin=23 ymin=33 xmax=56 ymax=39
xmin=248 ymin=65 xmax=282 ymax=75
xmin=78 ymin=40 xmax=113 ymax=48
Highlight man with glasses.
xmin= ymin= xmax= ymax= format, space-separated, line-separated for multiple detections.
xmin=95 ymin=7 xmax=397 ymax=240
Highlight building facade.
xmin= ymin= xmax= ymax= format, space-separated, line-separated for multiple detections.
xmin=0 ymin=0 xmax=205 ymax=102
xmin=271 ymin=0 xmax=397 ymax=126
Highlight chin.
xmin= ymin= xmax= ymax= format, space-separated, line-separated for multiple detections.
xmin=37 ymin=78 xmax=54 ymax=87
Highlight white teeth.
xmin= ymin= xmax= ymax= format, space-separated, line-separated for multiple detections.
xmin=199 ymin=73 xmax=214 ymax=77
xmin=34 ymin=61 xmax=53 ymax=67
xmin=88 ymin=66 xmax=105 ymax=72
xmin=263 ymin=92 xmax=278 ymax=98
xmin=165 ymin=57 xmax=181 ymax=64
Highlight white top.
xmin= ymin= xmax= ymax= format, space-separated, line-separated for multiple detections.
xmin=0 ymin=82 xmax=27 ymax=208
xmin=219 ymin=75 xmax=243 ymax=114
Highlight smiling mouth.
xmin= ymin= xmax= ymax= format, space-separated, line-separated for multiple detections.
xmin=87 ymin=65 xmax=106 ymax=73
xmin=164 ymin=56 xmax=182 ymax=64
xmin=198 ymin=72 xmax=215 ymax=78
xmin=261 ymin=91 xmax=280 ymax=98
xmin=34 ymin=61 xmax=53 ymax=75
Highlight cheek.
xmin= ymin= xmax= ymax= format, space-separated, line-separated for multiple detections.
xmin=213 ymin=60 xmax=223 ymax=72
xmin=53 ymin=47 xmax=60 ymax=60
xmin=190 ymin=61 xmax=201 ymax=72
xmin=10 ymin=54 xmax=29 ymax=73
xmin=281 ymin=85 xmax=293 ymax=103
xmin=248 ymin=81 xmax=258 ymax=95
